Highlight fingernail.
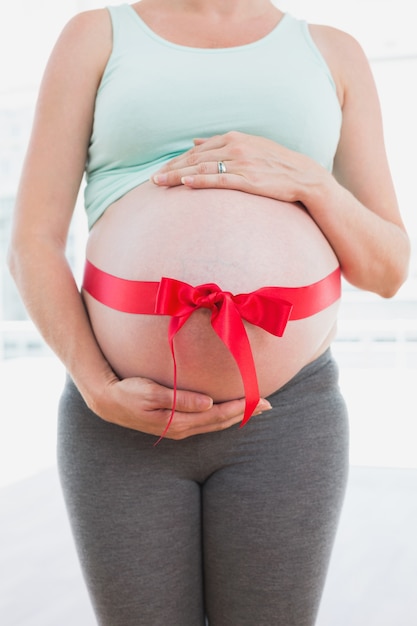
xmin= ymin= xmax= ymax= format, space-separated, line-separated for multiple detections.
xmin=153 ymin=174 xmax=168 ymax=185
xmin=181 ymin=176 xmax=194 ymax=185
xmin=198 ymin=395 xmax=213 ymax=410
xmin=257 ymin=399 xmax=272 ymax=411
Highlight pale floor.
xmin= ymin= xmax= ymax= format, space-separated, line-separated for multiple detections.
xmin=1 ymin=354 xmax=417 ymax=625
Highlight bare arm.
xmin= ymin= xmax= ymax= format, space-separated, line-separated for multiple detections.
xmin=303 ymin=25 xmax=410 ymax=297
xmin=152 ymin=27 xmax=410 ymax=297
xmin=8 ymin=11 xmax=105 ymax=407
xmin=8 ymin=10 xmax=256 ymax=438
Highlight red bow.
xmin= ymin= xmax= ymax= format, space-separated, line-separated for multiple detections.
xmin=154 ymin=277 xmax=294 ymax=440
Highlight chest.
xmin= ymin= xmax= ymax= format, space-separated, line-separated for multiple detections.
xmin=131 ymin=4 xmax=283 ymax=49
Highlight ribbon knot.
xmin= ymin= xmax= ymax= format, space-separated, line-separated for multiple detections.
xmin=195 ymin=288 xmax=231 ymax=310
xmin=154 ymin=277 xmax=294 ymax=441
xmin=156 ymin=278 xmax=233 ymax=316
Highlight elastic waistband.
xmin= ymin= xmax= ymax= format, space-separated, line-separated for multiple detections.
xmin=83 ymin=260 xmax=341 ymax=441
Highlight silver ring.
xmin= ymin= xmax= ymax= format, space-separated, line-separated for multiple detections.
xmin=217 ymin=161 xmax=227 ymax=174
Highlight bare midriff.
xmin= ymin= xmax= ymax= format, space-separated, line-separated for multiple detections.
xmin=83 ymin=182 xmax=340 ymax=401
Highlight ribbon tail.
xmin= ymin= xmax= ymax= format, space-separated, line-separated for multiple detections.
xmin=154 ymin=316 xmax=188 ymax=445
xmin=211 ymin=301 xmax=260 ymax=427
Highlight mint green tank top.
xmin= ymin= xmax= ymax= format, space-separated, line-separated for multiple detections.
xmin=84 ymin=4 xmax=342 ymax=229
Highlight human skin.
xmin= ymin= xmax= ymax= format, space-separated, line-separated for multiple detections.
xmin=84 ymin=183 xmax=340 ymax=402
xmin=8 ymin=0 xmax=410 ymax=438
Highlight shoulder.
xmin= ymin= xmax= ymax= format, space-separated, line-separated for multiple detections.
xmin=308 ymin=23 xmax=369 ymax=67
xmin=35 ymin=8 xmax=114 ymax=122
xmin=61 ymin=7 xmax=112 ymax=40
xmin=307 ymin=24 xmax=373 ymax=108
xmin=50 ymin=9 xmax=113 ymax=84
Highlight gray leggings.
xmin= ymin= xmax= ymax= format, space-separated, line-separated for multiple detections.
xmin=57 ymin=349 xmax=349 ymax=626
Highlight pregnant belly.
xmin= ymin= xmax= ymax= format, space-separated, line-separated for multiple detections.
xmin=83 ymin=182 xmax=340 ymax=401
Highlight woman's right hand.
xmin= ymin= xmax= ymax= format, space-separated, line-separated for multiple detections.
xmin=90 ymin=375 xmax=272 ymax=440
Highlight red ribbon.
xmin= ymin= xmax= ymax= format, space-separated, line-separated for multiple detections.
xmin=82 ymin=260 xmax=341 ymax=440
xmin=154 ymin=277 xmax=294 ymax=439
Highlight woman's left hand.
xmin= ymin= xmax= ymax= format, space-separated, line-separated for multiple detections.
xmin=152 ymin=131 xmax=326 ymax=203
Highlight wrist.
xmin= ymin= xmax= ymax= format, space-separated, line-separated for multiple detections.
xmin=298 ymin=165 xmax=340 ymax=211
xmin=71 ymin=352 xmax=119 ymax=415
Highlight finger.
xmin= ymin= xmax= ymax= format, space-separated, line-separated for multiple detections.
xmin=154 ymin=137 xmax=229 ymax=174
xmin=166 ymin=396 xmax=272 ymax=439
xmin=155 ymin=151 xmax=202 ymax=174
xmin=166 ymin=398 xmax=246 ymax=439
xmin=193 ymin=137 xmax=210 ymax=145
xmin=167 ymin=388 xmax=269 ymax=417
xmin=162 ymin=150 xmax=223 ymax=172
xmin=181 ymin=172 xmax=248 ymax=191
xmin=192 ymin=135 xmax=227 ymax=149
xmin=153 ymin=160 xmax=226 ymax=187
xmin=151 ymin=382 xmax=214 ymax=413
xmin=173 ymin=387 xmax=214 ymax=412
